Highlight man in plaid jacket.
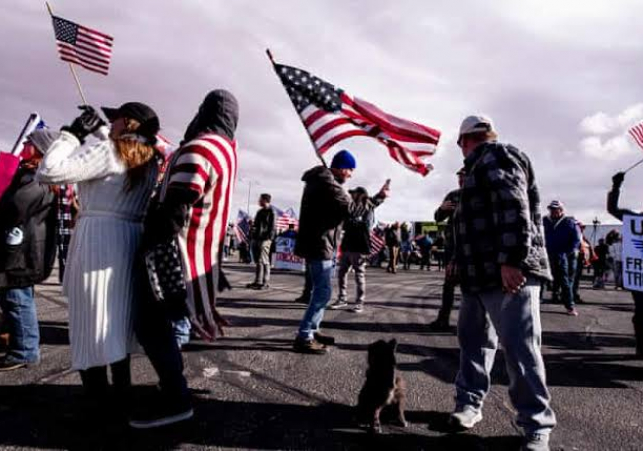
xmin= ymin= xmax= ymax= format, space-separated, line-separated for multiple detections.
xmin=449 ymin=115 xmax=555 ymax=451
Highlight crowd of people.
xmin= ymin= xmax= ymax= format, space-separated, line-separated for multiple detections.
xmin=0 ymin=98 xmax=640 ymax=451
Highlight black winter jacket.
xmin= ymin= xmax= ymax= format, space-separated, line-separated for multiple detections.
xmin=252 ymin=207 xmax=275 ymax=241
xmin=295 ymin=166 xmax=352 ymax=260
xmin=340 ymin=195 xmax=384 ymax=254
xmin=0 ymin=167 xmax=57 ymax=288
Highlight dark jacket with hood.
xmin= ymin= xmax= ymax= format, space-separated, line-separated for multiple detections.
xmin=0 ymin=166 xmax=57 ymax=288
xmin=295 ymin=166 xmax=352 ymax=260
xmin=147 ymin=89 xmax=240 ymax=245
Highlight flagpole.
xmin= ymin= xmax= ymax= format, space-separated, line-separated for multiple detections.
xmin=266 ymin=48 xmax=327 ymax=168
xmin=623 ymin=157 xmax=643 ymax=174
xmin=45 ymin=2 xmax=88 ymax=105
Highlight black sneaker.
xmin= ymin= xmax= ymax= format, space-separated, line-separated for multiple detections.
xmin=293 ymin=337 xmax=327 ymax=355
xmin=0 ymin=357 xmax=31 ymax=372
xmin=427 ymin=319 xmax=450 ymax=333
xmin=129 ymin=398 xmax=193 ymax=429
xmin=313 ymin=332 xmax=335 ymax=346
xmin=294 ymin=295 xmax=310 ymax=304
xmin=246 ymin=282 xmax=261 ymax=289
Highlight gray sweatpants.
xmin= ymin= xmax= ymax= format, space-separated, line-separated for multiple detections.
xmin=337 ymin=251 xmax=366 ymax=304
xmin=455 ymin=278 xmax=556 ymax=435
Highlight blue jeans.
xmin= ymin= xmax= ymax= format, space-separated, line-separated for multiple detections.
xmin=0 ymin=287 xmax=40 ymax=363
xmin=172 ymin=317 xmax=191 ymax=348
xmin=551 ymin=253 xmax=576 ymax=309
xmin=455 ymin=278 xmax=556 ymax=435
xmin=297 ymin=259 xmax=334 ymax=340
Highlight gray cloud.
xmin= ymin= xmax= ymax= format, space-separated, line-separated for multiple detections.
xmin=2 ymin=0 xmax=643 ymax=223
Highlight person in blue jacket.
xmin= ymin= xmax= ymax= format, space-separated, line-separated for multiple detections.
xmin=543 ymin=200 xmax=581 ymax=316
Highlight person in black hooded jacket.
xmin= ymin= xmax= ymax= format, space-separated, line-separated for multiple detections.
xmin=130 ymin=89 xmax=239 ymax=429
xmin=293 ymin=150 xmax=389 ymax=354
xmin=0 ymin=130 xmax=58 ymax=371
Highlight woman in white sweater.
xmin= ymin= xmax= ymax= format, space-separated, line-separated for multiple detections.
xmin=37 ymin=103 xmax=160 ymax=405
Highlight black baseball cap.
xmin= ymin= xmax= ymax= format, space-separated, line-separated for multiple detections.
xmin=349 ymin=186 xmax=369 ymax=197
xmin=101 ymin=102 xmax=160 ymax=140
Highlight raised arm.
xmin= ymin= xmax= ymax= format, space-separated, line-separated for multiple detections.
xmin=607 ymin=172 xmax=638 ymax=221
xmin=36 ymin=129 xmax=118 ymax=185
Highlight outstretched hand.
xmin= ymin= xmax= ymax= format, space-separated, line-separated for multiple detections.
xmin=378 ymin=180 xmax=391 ymax=198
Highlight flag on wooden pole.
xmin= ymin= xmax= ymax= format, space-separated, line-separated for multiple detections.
xmin=51 ymin=15 xmax=114 ymax=75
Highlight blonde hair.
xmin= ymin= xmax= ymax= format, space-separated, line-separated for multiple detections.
xmin=114 ymin=138 xmax=155 ymax=189
xmin=113 ymin=119 xmax=157 ymax=190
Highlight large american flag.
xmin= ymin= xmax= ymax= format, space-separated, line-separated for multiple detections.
xmin=629 ymin=122 xmax=643 ymax=150
xmin=273 ymin=61 xmax=441 ymax=176
xmin=51 ymin=15 xmax=113 ymax=75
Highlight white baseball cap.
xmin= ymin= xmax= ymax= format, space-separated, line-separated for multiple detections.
xmin=458 ymin=115 xmax=495 ymax=137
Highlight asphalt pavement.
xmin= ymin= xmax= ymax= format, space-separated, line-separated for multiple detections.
xmin=0 ymin=263 xmax=642 ymax=451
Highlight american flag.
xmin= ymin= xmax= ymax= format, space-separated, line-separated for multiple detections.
xmin=51 ymin=15 xmax=113 ymax=76
xmin=234 ymin=210 xmax=251 ymax=244
xmin=629 ymin=122 xmax=643 ymax=150
xmin=273 ymin=206 xmax=299 ymax=232
xmin=369 ymin=226 xmax=386 ymax=258
xmin=272 ymin=61 xmax=441 ymax=176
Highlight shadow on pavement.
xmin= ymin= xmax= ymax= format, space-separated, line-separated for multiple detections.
xmin=0 ymin=384 xmax=522 ymax=450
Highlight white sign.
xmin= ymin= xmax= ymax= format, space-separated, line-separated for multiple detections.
xmin=274 ymin=236 xmax=305 ymax=271
xmin=622 ymin=215 xmax=643 ymax=292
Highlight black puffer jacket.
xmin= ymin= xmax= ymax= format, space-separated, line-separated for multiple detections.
xmin=0 ymin=167 xmax=57 ymax=288
xmin=295 ymin=166 xmax=351 ymax=260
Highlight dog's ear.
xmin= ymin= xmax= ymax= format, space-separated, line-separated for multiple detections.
xmin=389 ymin=339 xmax=398 ymax=351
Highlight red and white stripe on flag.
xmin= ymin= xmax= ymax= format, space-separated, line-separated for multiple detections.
xmin=299 ymin=93 xmax=439 ymax=176
xmin=629 ymin=122 xmax=643 ymax=150
xmin=52 ymin=16 xmax=113 ymax=75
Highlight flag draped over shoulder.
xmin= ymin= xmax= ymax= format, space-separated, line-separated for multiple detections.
xmin=51 ymin=15 xmax=113 ymax=75
xmin=271 ymin=61 xmax=441 ymax=176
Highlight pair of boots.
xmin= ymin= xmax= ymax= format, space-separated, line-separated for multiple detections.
xmin=248 ymin=264 xmax=270 ymax=289
xmin=79 ymin=356 xmax=131 ymax=417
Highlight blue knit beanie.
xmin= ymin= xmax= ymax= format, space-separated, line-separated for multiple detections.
xmin=330 ymin=150 xmax=356 ymax=170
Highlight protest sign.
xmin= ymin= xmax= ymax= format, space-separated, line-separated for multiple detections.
xmin=622 ymin=215 xmax=643 ymax=292
xmin=274 ymin=236 xmax=304 ymax=271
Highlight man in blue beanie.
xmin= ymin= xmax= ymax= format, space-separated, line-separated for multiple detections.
xmin=293 ymin=150 xmax=388 ymax=353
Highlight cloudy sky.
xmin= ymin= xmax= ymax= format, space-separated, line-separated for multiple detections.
xmin=2 ymin=0 xmax=643 ymax=224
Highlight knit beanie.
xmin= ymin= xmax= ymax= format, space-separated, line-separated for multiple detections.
xmin=26 ymin=129 xmax=60 ymax=154
xmin=330 ymin=150 xmax=356 ymax=170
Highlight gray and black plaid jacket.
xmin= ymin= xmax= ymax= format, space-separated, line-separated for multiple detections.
xmin=453 ymin=141 xmax=552 ymax=293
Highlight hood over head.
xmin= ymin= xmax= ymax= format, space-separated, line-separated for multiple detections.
xmin=26 ymin=129 xmax=60 ymax=154
xmin=182 ymin=89 xmax=239 ymax=144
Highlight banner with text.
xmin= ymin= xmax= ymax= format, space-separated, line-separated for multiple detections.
xmin=274 ymin=236 xmax=305 ymax=271
xmin=622 ymin=215 xmax=643 ymax=292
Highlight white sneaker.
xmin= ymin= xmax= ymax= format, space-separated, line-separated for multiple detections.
xmin=328 ymin=300 xmax=348 ymax=310
xmin=353 ymin=303 xmax=364 ymax=313
xmin=521 ymin=433 xmax=550 ymax=451
xmin=450 ymin=405 xmax=483 ymax=430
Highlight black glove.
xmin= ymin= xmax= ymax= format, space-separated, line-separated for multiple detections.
xmin=612 ymin=172 xmax=625 ymax=187
xmin=62 ymin=105 xmax=106 ymax=143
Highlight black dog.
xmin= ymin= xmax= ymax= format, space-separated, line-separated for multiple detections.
xmin=357 ymin=339 xmax=407 ymax=433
